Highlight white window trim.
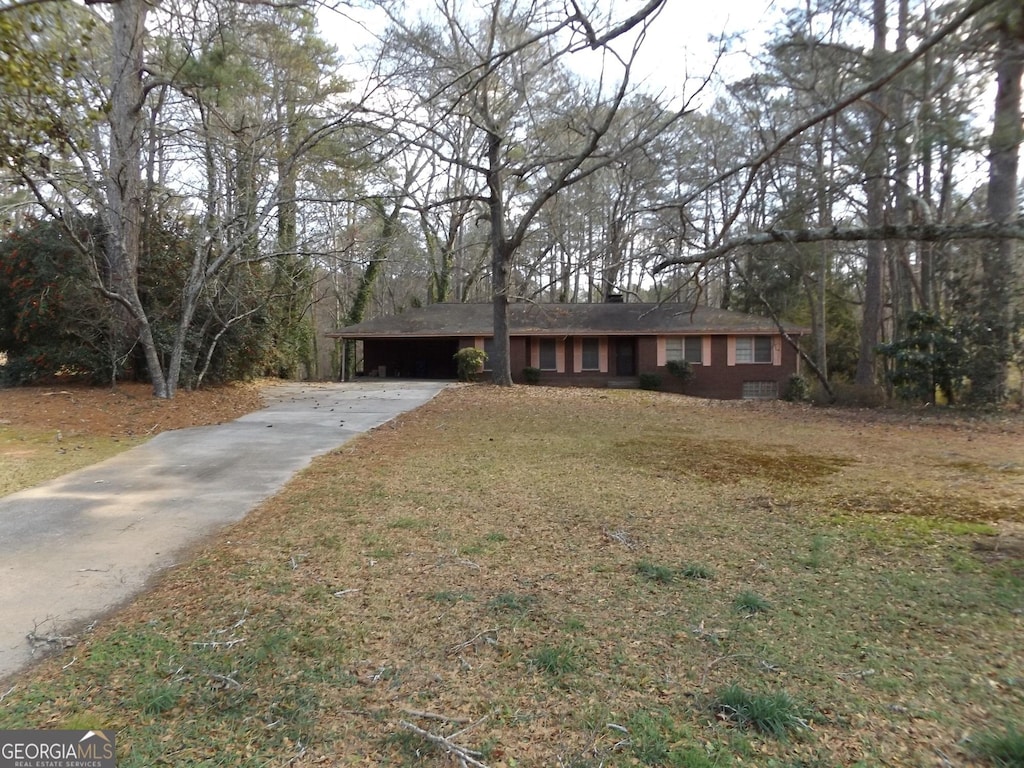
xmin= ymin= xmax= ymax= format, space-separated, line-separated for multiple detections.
xmin=658 ymin=336 xmax=711 ymax=367
xmin=728 ymin=336 xmax=779 ymax=366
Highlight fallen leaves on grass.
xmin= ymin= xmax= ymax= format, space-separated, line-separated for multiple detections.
xmin=2 ymin=385 xmax=1022 ymax=768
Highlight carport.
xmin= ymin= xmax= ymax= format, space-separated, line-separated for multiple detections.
xmin=356 ymin=337 xmax=460 ymax=379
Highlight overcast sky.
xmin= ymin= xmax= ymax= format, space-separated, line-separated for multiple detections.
xmin=317 ymin=0 xmax=784 ymax=98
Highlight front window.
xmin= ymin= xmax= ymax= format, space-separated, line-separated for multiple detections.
xmin=581 ymin=338 xmax=600 ymax=370
xmin=539 ymin=339 xmax=557 ymax=370
xmin=735 ymin=336 xmax=772 ymax=364
xmin=665 ymin=337 xmax=703 ymax=364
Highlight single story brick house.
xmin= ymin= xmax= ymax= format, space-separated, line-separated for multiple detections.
xmin=329 ymin=301 xmax=809 ymax=399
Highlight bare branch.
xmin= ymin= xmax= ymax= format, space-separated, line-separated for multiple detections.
xmin=398 ymin=719 xmax=490 ymax=768
xmin=652 ymin=221 xmax=1024 ymax=272
xmin=651 ymin=0 xmax=1003 ymax=247
xmin=569 ymin=0 xmax=667 ymax=49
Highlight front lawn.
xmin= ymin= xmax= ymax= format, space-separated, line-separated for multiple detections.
xmin=2 ymin=385 xmax=1022 ymax=767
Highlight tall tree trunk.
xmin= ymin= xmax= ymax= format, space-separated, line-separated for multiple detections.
xmin=273 ymin=106 xmax=313 ymax=380
xmin=486 ymin=128 xmax=513 ymax=386
xmin=889 ymin=0 xmax=917 ymax=339
xmin=106 ymin=0 xmax=169 ymax=397
xmin=855 ymin=0 xmax=888 ymax=389
xmin=813 ymin=130 xmax=832 ymax=380
xmin=975 ymin=8 xmax=1023 ymax=404
xmin=919 ymin=3 xmax=936 ymax=311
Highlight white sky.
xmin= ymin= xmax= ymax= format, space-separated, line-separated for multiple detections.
xmin=316 ymin=0 xmax=784 ymax=99
xmin=598 ymin=0 xmax=781 ymax=91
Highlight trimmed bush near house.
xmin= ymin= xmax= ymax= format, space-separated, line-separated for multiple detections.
xmin=522 ymin=366 xmax=541 ymax=384
xmin=665 ymin=359 xmax=694 ymax=386
xmin=783 ymin=374 xmax=810 ymax=402
xmin=638 ymin=373 xmax=662 ymax=391
xmin=453 ymin=347 xmax=487 ymax=382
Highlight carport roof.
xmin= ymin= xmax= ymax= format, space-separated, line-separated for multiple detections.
xmin=329 ymin=302 xmax=808 ymax=338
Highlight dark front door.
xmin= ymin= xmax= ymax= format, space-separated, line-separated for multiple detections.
xmin=614 ymin=338 xmax=636 ymax=376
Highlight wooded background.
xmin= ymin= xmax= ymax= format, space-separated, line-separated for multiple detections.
xmin=0 ymin=0 xmax=1020 ymax=403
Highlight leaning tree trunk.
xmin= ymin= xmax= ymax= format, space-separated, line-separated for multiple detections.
xmin=974 ymin=9 xmax=1024 ymax=404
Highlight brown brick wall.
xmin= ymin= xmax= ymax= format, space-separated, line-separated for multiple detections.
xmin=365 ymin=334 xmax=802 ymax=399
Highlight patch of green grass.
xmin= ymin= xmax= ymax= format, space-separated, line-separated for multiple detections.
xmin=388 ymin=516 xmax=426 ymax=530
xmin=362 ymin=532 xmax=397 ymax=559
xmin=563 ymin=616 xmax=586 ymax=632
xmin=460 ymin=531 xmax=509 ymax=555
xmin=301 ymin=584 xmax=332 ymax=602
xmin=382 ymin=728 xmax=440 ymax=764
xmin=734 ymin=591 xmax=771 ymax=615
xmin=58 ymin=714 xmax=109 ymax=731
xmin=972 ymin=726 xmax=1024 ymax=767
xmin=487 ymin=592 xmax=537 ymax=616
xmin=712 ymin=684 xmax=808 ymax=739
xmin=0 ymin=428 xmax=144 ymax=496
xmin=948 ymin=549 xmax=984 ymax=574
xmin=626 ymin=710 xmax=723 ymax=767
xmin=317 ymin=533 xmax=344 ymax=551
xmin=625 ymin=711 xmax=675 ymax=766
xmin=578 ymin=703 xmax=613 ymax=732
xmin=636 ymin=559 xmax=676 ymax=584
xmin=135 ymin=680 xmax=183 ymax=715
xmin=681 ymin=562 xmax=715 ymax=580
xmin=529 ymin=644 xmax=582 ymax=677
xmin=801 ymin=534 xmax=831 ymax=569
xmin=992 ymin=580 xmax=1024 ymax=612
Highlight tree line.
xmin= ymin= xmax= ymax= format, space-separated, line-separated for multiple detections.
xmin=0 ymin=0 xmax=1020 ymax=403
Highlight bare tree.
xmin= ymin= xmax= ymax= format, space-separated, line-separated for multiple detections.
xmin=5 ymin=0 xmax=360 ymax=395
xmin=375 ymin=0 xmax=697 ymax=385
xmin=647 ymin=0 xmax=1022 ymax=401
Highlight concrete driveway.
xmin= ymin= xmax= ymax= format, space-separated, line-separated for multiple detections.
xmin=0 ymin=380 xmax=447 ymax=682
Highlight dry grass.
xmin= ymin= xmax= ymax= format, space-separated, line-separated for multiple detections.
xmin=1 ymin=384 xmax=1022 ymax=767
xmin=0 ymin=381 xmax=266 ymax=496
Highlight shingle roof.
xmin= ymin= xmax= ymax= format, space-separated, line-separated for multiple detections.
xmin=329 ymin=303 xmax=808 ymax=338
